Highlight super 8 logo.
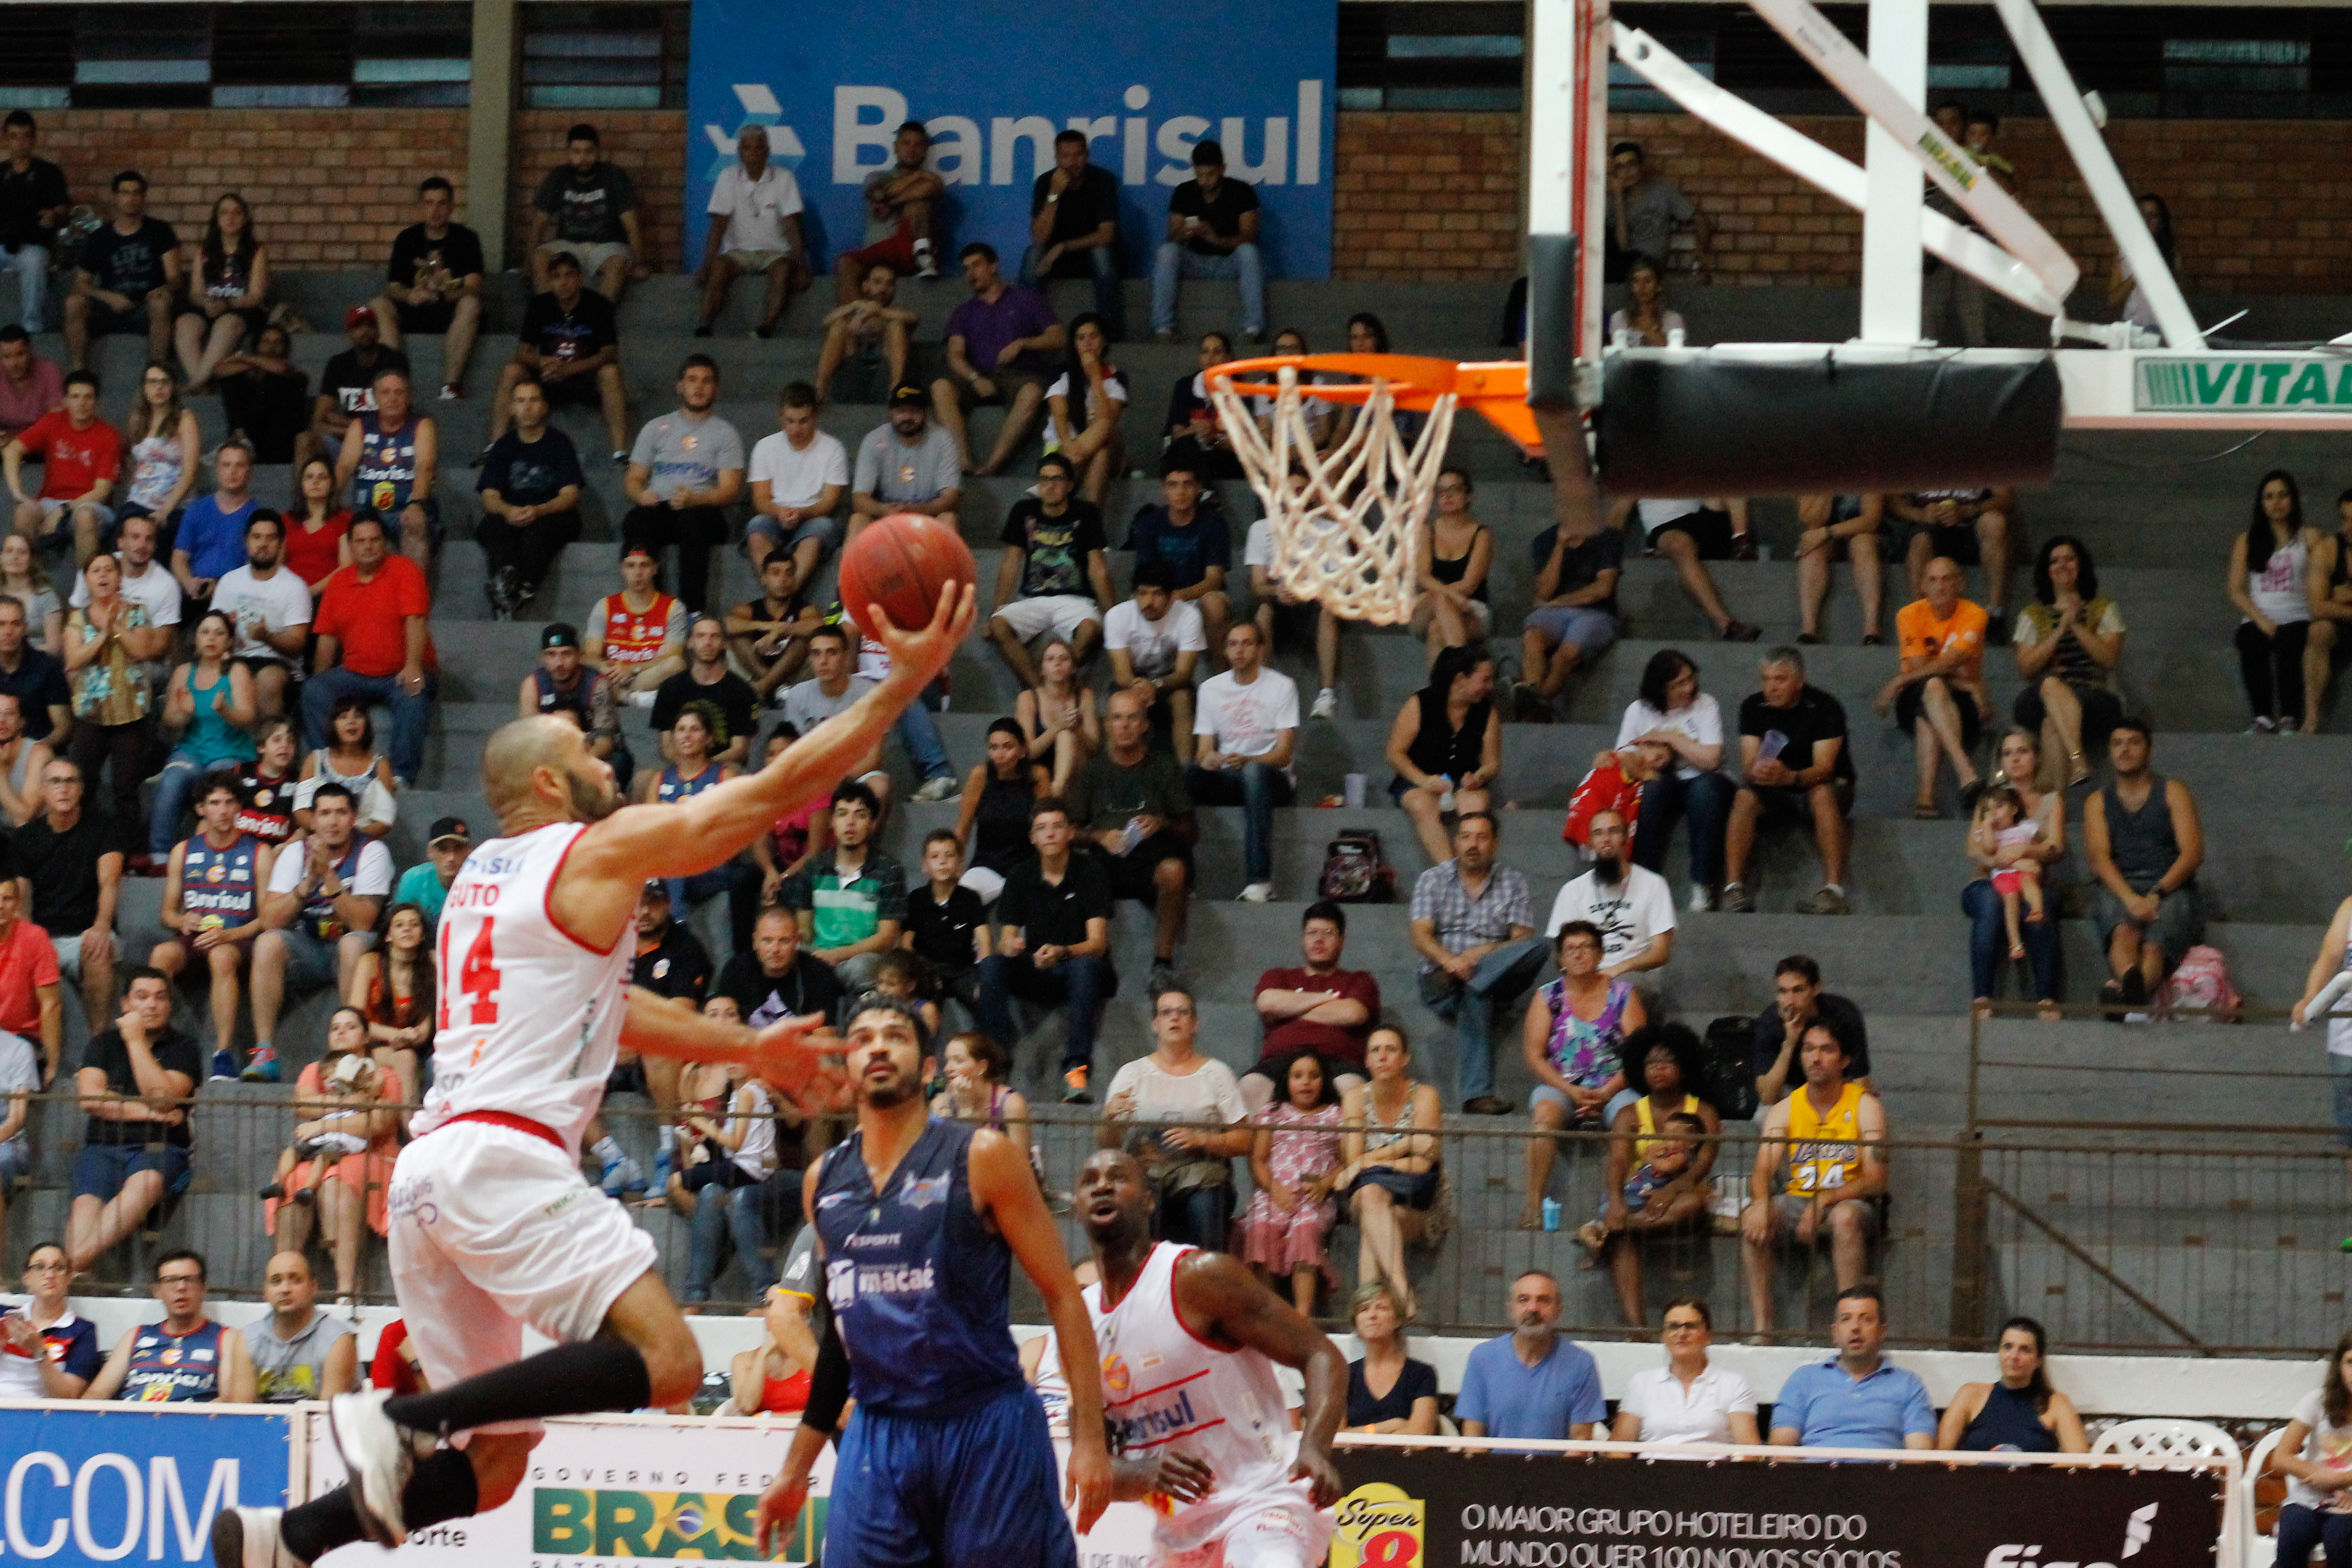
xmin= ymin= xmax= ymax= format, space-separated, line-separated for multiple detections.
xmin=1332 ymin=1481 xmax=1423 ymax=1568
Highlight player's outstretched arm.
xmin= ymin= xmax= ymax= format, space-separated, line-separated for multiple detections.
xmin=970 ymin=1128 xmax=1112 ymax=1532
xmin=573 ymin=582 xmax=976 ymax=887
xmin=1172 ymin=1249 xmax=1349 ymax=1507
xmin=616 ymin=987 xmax=836 ymax=1101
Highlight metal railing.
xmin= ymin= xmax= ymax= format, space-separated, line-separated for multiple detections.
xmin=11 ymin=1075 xmax=2346 ymax=1354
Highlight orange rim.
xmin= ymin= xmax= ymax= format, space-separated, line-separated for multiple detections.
xmin=1210 ymin=353 xmax=1539 ymax=449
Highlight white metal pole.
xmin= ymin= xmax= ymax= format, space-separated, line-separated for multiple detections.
xmin=1859 ymin=0 xmax=1926 ymax=343
xmin=1990 ymin=0 xmax=2202 ymax=350
xmin=1527 ymin=0 xmax=1577 ymax=242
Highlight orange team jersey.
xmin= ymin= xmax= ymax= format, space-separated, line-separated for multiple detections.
xmin=1895 ymin=598 xmax=1988 ymax=684
xmin=598 ymin=591 xmax=677 ymax=671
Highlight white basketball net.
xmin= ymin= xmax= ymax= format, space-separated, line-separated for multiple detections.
xmin=1210 ymin=366 xmax=1459 ymax=627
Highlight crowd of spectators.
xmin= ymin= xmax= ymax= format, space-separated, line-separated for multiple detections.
xmin=0 ymin=109 xmax=2280 ymax=1390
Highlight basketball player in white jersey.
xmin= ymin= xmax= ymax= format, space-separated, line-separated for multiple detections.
xmin=213 ymin=582 xmax=975 ymax=1568
xmin=1077 ymin=1146 xmax=1348 ymax=1568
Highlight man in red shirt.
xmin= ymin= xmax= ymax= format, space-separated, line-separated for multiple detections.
xmin=3 ymin=369 xmax=118 ymax=564
xmin=302 ymin=513 xmax=436 ymax=786
xmin=1241 ymin=900 xmax=1381 ymax=1112
xmin=0 ymin=878 xmax=61 ymax=1086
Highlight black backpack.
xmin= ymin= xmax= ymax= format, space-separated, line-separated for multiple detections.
xmin=1699 ymin=1014 xmax=1760 ymax=1121
xmin=1316 ymin=830 xmax=1394 ymax=903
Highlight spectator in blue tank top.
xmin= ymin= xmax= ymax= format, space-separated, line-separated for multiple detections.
xmin=1768 ymin=1284 xmax=1936 ymax=1450
xmin=85 ymin=1248 xmax=257 ymax=1402
xmin=149 ymin=776 xmax=274 ymax=1076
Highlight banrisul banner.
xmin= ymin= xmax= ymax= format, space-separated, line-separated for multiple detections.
xmin=1326 ymin=1449 xmax=2223 ymax=1568
xmin=685 ymin=0 xmax=1337 ymax=280
xmin=0 ymin=1403 xmax=292 ymax=1567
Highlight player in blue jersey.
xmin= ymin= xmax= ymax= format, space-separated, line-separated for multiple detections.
xmin=755 ymin=995 xmax=1112 ymax=1566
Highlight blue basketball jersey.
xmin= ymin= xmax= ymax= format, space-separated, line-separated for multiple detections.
xmin=353 ymin=413 xmax=419 ymax=515
xmin=178 ymin=831 xmax=261 ymax=928
xmin=813 ymin=1117 xmax=1023 ymax=1415
xmin=655 ymin=761 xmax=722 ymax=804
xmin=121 ymin=1320 xmax=225 ymax=1403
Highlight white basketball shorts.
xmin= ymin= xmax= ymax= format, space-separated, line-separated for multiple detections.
xmin=386 ymin=1117 xmax=658 ymax=1433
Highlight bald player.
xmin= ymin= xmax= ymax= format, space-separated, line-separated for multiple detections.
xmin=213 ymin=581 xmax=974 ymax=1568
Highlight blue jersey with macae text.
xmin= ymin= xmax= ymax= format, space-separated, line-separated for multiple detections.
xmin=813 ymin=1117 xmax=1023 ymax=1415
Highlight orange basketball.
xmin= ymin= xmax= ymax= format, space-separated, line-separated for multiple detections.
xmin=837 ymin=513 xmax=977 ymax=635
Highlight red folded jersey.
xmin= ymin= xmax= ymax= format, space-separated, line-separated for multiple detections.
xmin=1564 ymin=758 xmax=1646 ymax=848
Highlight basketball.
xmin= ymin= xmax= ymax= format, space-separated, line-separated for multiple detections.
xmin=837 ymin=512 xmax=977 ymax=634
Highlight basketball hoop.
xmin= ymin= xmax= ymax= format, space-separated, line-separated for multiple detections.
xmin=1208 ymin=353 xmax=1532 ymax=627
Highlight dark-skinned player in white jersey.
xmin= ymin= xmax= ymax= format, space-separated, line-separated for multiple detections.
xmin=1078 ymin=1144 xmax=1348 ymax=1568
xmin=755 ymin=995 xmax=1112 ymax=1566
xmin=213 ymin=581 xmax=973 ymax=1568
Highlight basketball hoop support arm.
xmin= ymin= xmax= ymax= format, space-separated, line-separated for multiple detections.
xmin=1988 ymin=0 xmax=2202 ymax=350
xmin=1610 ymin=25 xmax=2065 ymax=318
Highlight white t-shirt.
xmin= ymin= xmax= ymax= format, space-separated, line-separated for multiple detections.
xmin=1046 ymin=367 xmax=1129 ymax=420
xmin=781 ymin=674 xmax=876 ymax=736
xmin=1615 ymin=693 xmax=1724 ymax=782
xmin=1635 ymin=498 xmax=1704 ymax=536
xmin=1244 ymin=518 xmax=1276 ymax=576
xmin=266 ymin=836 xmax=395 ymax=899
xmin=1619 ymin=1364 xmax=1757 ymax=1445
xmin=1105 ymin=1053 xmax=1248 ymax=1129
xmin=705 ymin=162 xmax=804 ymax=255
xmin=210 ymin=564 xmax=312 ymax=666
xmin=748 ymin=429 xmax=850 ymax=513
xmin=1194 ymin=667 xmax=1300 ymax=781
xmin=0 ymin=1030 xmax=34 ymax=1151
xmin=1103 ymin=596 xmax=1206 ymax=680
xmin=1545 ymin=863 xmax=1677 ymax=969
xmin=73 ymin=558 xmax=183 ymax=626
xmin=2287 ymin=1390 xmax=2352 ymax=1509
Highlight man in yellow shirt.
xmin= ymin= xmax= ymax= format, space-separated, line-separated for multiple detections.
xmin=1874 ymin=555 xmax=1990 ymax=816
xmin=1740 ymin=1018 xmax=1886 ymax=1332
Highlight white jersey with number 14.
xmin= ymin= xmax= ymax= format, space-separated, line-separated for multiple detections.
xmin=416 ymin=820 xmax=630 ymax=1152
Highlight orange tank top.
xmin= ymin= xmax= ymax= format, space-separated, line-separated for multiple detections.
xmin=600 ymin=592 xmax=676 ymax=670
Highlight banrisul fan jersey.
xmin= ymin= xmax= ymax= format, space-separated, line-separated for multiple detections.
xmin=420 ymin=821 xmax=630 ymax=1153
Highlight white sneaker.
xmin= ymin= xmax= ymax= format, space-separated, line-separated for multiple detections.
xmin=213 ymin=1506 xmax=304 ymax=1568
xmin=1687 ymin=884 xmax=1714 ymax=912
xmin=1310 ymin=687 xmax=1338 ymax=720
xmin=912 ymin=774 xmax=959 ymax=803
xmin=327 ymin=1389 xmax=417 ymax=1547
xmin=1239 ymin=882 xmax=1274 ymax=902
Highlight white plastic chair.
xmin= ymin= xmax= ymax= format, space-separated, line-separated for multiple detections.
xmin=2093 ymin=1419 xmax=2247 ymax=1568
xmin=2244 ymin=1428 xmax=2288 ymax=1568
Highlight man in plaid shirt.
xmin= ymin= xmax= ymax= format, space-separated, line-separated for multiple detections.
xmin=1408 ymin=811 xmax=1547 ymax=1115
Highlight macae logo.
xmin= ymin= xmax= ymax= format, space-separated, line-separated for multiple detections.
xmin=1983 ymin=1504 xmax=2158 ymax=1568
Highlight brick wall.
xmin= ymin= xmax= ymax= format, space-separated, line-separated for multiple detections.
xmin=34 ymin=110 xmax=470 ymax=269
xmin=1331 ymin=111 xmax=1526 ymax=283
xmin=506 ymin=109 xmax=688 ymax=274
xmin=1331 ymin=109 xmax=2352 ymax=291
xmin=30 ymin=104 xmax=2349 ymax=291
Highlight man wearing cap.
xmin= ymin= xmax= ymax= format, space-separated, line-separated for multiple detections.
xmin=849 ymin=383 xmax=961 ymax=541
xmin=304 ymin=306 xmax=410 ymax=476
xmin=392 ymin=816 xmax=469 ymax=933
xmin=620 ymin=353 xmax=743 ymax=614
xmin=519 ymin=621 xmax=629 ymax=789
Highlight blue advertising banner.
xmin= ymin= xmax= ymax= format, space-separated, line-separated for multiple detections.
xmin=686 ymin=0 xmax=1337 ymax=281
xmin=0 ymin=1403 xmax=292 ymax=1567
